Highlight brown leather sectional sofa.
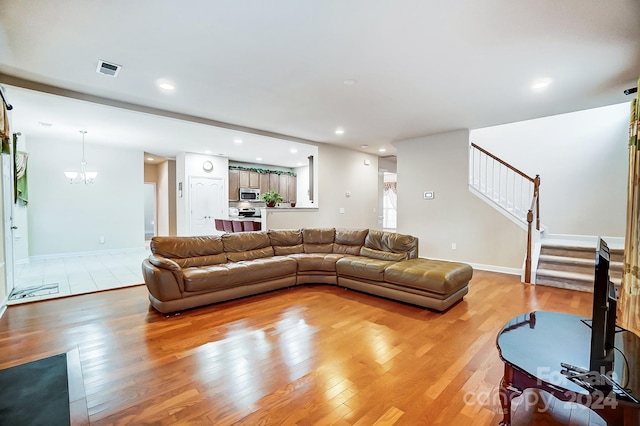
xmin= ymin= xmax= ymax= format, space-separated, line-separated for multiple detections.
xmin=142 ymin=228 xmax=473 ymax=314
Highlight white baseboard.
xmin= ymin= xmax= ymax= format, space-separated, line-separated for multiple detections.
xmin=419 ymin=256 xmax=522 ymax=277
xmin=29 ymin=246 xmax=148 ymax=261
xmin=466 ymin=262 xmax=523 ymax=276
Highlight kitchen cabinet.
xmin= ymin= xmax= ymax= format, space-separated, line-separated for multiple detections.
xmin=228 ymin=169 xmax=240 ymax=201
xmin=259 ymin=173 xmax=270 ymax=195
xmin=249 ymin=171 xmax=260 ymax=188
xmin=239 ymin=170 xmax=249 ymax=188
xmin=239 ymin=170 xmax=261 ymax=189
xmin=269 ymin=173 xmax=280 ymax=194
xmin=229 ymin=168 xmax=295 ymax=202
xmin=288 ymin=175 xmax=297 ymax=204
xmin=279 ymin=174 xmax=289 ymax=202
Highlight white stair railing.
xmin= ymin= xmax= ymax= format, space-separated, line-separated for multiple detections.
xmin=469 ymin=143 xmax=540 ymax=282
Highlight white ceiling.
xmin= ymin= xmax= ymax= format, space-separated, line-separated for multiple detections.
xmin=0 ymin=0 xmax=639 ymax=163
xmin=3 ymin=85 xmax=318 ymax=167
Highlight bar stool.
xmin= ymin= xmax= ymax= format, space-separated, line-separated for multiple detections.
xmin=222 ymin=220 xmax=234 ymax=233
xmin=242 ymin=221 xmax=261 ymax=231
xmin=232 ymin=221 xmax=244 ymax=233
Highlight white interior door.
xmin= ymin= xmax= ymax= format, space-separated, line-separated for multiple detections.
xmin=2 ymin=154 xmax=15 ymax=295
xmin=190 ymin=177 xmax=225 ymax=236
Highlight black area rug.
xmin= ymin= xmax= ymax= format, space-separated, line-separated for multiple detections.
xmin=0 ymin=353 xmax=70 ymax=426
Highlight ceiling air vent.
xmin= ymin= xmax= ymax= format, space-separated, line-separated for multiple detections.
xmin=96 ymin=60 xmax=121 ymax=77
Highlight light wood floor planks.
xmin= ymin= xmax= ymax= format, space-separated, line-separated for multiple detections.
xmin=0 ymin=270 xmax=594 ymax=425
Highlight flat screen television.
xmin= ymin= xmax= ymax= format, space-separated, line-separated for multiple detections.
xmin=589 ymin=237 xmax=617 ymax=381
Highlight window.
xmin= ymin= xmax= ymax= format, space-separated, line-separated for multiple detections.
xmin=383 ymin=174 xmax=397 ymax=229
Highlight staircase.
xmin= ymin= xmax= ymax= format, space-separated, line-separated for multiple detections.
xmin=469 ymin=143 xmax=540 ymax=282
xmin=535 ymin=239 xmax=624 ymax=292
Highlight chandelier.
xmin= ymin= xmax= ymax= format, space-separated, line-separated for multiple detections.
xmin=64 ymin=130 xmax=97 ymax=184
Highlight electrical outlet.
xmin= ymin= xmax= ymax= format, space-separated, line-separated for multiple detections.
xmin=100 ymin=235 xmax=105 ymax=244
xmin=339 ymin=208 xmax=345 ymax=214
xmin=451 ymin=243 xmax=456 ymax=250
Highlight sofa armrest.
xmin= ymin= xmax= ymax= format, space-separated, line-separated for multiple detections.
xmin=142 ymin=258 xmax=185 ymax=301
xmin=149 ymin=254 xmax=181 ymax=272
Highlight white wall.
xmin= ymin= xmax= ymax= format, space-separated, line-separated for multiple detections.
xmin=294 ymin=165 xmax=312 ymax=207
xmin=471 ymin=102 xmax=629 ymax=237
xmin=265 ymin=144 xmax=379 ymax=229
xmin=176 ymin=152 xmax=229 ymax=236
xmin=27 ymin=137 xmax=144 ymax=256
xmin=395 ymin=129 xmax=526 ymax=269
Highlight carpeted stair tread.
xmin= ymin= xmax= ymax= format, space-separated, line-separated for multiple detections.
xmin=538 ymin=254 xmax=593 ymax=266
xmin=536 ymin=238 xmax=625 ymax=293
xmin=540 ymin=245 xmax=596 ymax=260
xmin=535 ymin=268 xmax=594 ymax=282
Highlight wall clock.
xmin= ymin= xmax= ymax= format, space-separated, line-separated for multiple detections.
xmin=203 ymin=160 xmax=214 ymax=172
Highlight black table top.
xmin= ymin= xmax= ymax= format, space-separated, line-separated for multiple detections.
xmin=496 ymin=311 xmax=640 ymax=401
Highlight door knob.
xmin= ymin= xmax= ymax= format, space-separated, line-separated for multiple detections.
xmin=11 ymin=226 xmax=18 ymax=229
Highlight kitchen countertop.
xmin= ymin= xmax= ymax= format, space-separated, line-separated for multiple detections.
xmin=228 ymin=216 xmax=262 ymax=221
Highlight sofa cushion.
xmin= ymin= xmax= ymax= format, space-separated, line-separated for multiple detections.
xmin=365 ymin=230 xmax=417 ymax=258
xmin=289 ymin=253 xmax=345 ymax=272
xmin=360 ymin=247 xmax=408 ymax=262
xmin=268 ymin=229 xmax=304 ymax=255
xmin=384 ymin=258 xmax=473 ymax=295
xmin=223 ymin=232 xmax=275 ymax=261
xmin=333 ymin=228 xmax=368 ymax=255
xmin=302 ymin=228 xmax=335 ymax=253
xmin=150 ymin=236 xmax=227 ymax=268
xmin=335 ymin=256 xmax=396 ymax=282
xmin=183 ymin=256 xmax=297 ymax=292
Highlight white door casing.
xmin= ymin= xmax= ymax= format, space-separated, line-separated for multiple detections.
xmin=2 ymin=154 xmax=15 ymax=296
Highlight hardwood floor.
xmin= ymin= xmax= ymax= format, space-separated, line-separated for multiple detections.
xmin=0 ymin=270 xmax=594 ymax=425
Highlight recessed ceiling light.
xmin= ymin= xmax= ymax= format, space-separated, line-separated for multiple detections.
xmin=234 ymin=139 xmax=243 ymax=144
xmin=360 ymin=144 xmax=369 ymax=149
xmin=290 ymin=148 xmax=298 ymax=153
xmin=256 ymin=157 xmax=262 ymax=161
xmin=147 ymin=157 xmax=154 ymax=161
xmin=335 ymin=128 xmax=345 ymax=135
xmin=531 ymin=78 xmax=552 ymax=90
xmin=38 ymin=121 xmax=53 ymax=127
xmin=379 ymin=148 xmax=387 ymax=153
xmin=343 ymin=79 xmax=357 ymax=86
xmin=157 ymin=80 xmax=175 ymax=91
xmin=296 ymin=162 xmax=304 ymax=166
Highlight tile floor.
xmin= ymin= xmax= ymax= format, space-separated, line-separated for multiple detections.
xmin=8 ymin=247 xmax=150 ymax=305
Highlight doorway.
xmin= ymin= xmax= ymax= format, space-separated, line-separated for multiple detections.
xmin=144 ymin=183 xmax=156 ymax=241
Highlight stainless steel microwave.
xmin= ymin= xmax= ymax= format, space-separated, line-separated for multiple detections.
xmin=239 ymin=188 xmax=260 ymax=201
